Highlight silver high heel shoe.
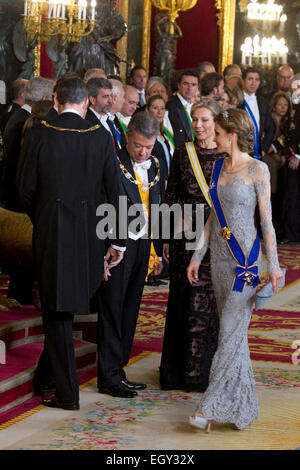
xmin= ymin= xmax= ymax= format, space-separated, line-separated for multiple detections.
xmin=189 ymin=415 xmax=212 ymax=433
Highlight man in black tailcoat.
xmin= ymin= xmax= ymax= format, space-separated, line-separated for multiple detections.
xmin=97 ymin=112 xmax=166 ymax=398
xmin=17 ymin=77 xmax=125 ymax=410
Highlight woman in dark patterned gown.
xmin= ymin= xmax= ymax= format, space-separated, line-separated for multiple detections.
xmin=159 ymin=99 xmax=227 ymax=392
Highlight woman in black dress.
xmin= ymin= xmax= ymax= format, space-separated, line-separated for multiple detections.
xmin=160 ymin=98 xmax=227 ymax=392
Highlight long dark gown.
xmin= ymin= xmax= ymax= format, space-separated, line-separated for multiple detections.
xmin=159 ymin=143 xmax=227 ymax=392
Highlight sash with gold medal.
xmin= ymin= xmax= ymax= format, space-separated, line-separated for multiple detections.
xmin=209 ymin=158 xmax=261 ymax=292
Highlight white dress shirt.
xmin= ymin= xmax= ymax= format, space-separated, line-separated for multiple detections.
xmin=116 ymin=112 xmax=132 ymax=127
xmin=137 ymin=89 xmax=146 ymax=107
xmin=89 ymin=107 xmax=112 ymax=134
xmin=176 ymin=93 xmax=193 ymax=115
xmin=128 ymin=159 xmax=152 ymax=241
xmin=243 ymin=92 xmax=260 ymax=129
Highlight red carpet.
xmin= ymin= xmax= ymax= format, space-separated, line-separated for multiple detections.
xmin=0 ymin=243 xmax=299 ymax=428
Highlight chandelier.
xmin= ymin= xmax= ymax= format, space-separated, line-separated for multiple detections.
xmin=151 ymin=0 xmax=197 ymax=33
xmin=241 ymin=34 xmax=288 ymax=66
xmin=246 ymin=0 xmax=284 ymax=22
xmin=23 ymin=0 xmax=97 ymax=44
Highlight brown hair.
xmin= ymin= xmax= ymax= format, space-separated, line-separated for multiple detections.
xmin=269 ymin=91 xmax=293 ymax=138
xmin=146 ymin=95 xmax=166 ymax=134
xmin=21 ymin=100 xmax=53 ymax=145
xmin=215 ymin=108 xmax=254 ymax=153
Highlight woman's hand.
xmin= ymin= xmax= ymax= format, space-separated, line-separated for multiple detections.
xmin=163 ymin=243 xmax=170 ymax=264
xmin=187 ymin=260 xmax=200 ymax=285
xmin=269 ymin=270 xmax=283 ymax=293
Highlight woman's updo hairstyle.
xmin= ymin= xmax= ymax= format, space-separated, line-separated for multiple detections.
xmin=191 ymin=97 xmax=220 ymax=119
xmin=215 ymin=108 xmax=254 ymax=153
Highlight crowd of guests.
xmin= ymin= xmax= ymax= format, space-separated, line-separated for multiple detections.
xmin=0 ymin=60 xmax=298 ymax=431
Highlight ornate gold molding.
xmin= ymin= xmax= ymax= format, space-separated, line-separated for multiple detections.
xmin=142 ymin=0 xmax=152 ymax=75
xmin=215 ymin=0 xmax=236 ymax=73
xmin=116 ymin=0 xmax=129 ymax=81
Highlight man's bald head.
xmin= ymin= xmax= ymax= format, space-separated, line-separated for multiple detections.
xmin=121 ymin=85 xmax=139 ymax=117
xmin=277 ymin=65 xmax=294 ymax=92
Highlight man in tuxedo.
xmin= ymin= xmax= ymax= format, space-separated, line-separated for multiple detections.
xmin=107 ymin=79 xmax=126 ymax=150
xmin=201 ymin=72 xmax=224 ymax=100
xmin=83 ymin=68 xmax=107 ymax=82
xmin=197 ymin=61 xmax=215 ymax=80
xmin=166 ymin=70 xmax=199 ymax=148
xmin=0 ymin=79 xmax=28 ymax=135
xmin=223 ymin=64 xmax=242 ymax=88
xmin=97 ymin=112 xmax=166 ymax=398
xmin=130 ymin=65 xmax=147 ymax=108
xmin=1 ymin=77 xmax=54 ymax=211
xmin=241 ymin=67 xmax=275 ymax=159
xmin=115 ymin=85 xmax=139 ymax=138
xmin=0 ymin=77 xmax=54 ymax=305
xmin=264 ymin=64 xmax=294 ymax=103
xmin=16 ymin=77 xmax=125 ymax=410
xmin=86 ymin=77 xmax=122 ymax=150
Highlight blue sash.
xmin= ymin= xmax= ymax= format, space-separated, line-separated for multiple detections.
xmin=244 ymin=99 xmax=261 ymax=160
xmin=109 ymin=118 xmax=122 ymax=148
xmin=209 ymin=159 xmax=261 ymax=292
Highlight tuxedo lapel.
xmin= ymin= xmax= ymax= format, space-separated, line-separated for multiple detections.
xmin=148 ymin=157 xmax=160 ymax=205
xmin=118 ymin=149 xmax=142 ymax=204
xmin=175 ymin=96 xmax=192 ymax=139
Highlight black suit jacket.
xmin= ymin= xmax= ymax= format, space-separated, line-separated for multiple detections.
xmin=85 ymin=108 xmax=121 ymax=151
xmin=117 ymin=147 xmax=166 ymax=257
xmin=1 ymin=108 xmax=31 ymax=210
xmin=0 ymin=102 xmax=21 ymax=135
xmin=17 ymin=112 xmax=124 ymax=314
xmin=166 ymin=95 xmax=193 ymax=148
xmin=242 ymin=94 xmax=276 ymax=154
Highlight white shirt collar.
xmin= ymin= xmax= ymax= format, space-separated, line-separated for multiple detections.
xmin=243 ymin=91 xmax=257 ymax=101
xmin=89 ymin=106 xmax=105 ymax=121
xmin=22 ymin=104 xmax=32 ymax=114
xmin=116 ymin=112 xmax=131 ymax=125
xmin=61 ymin=108 xmax=83 ymax=117
xmin=177 ymin=93 xmax=193 ymax=111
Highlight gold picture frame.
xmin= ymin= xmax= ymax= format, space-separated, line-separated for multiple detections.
xmin=117 ymin=0 xmax=237 ymax=78
xmin=215 ymin=0 xmax=236 ymax=73
xmin=116 ymin=0 xmax=152 ymax=80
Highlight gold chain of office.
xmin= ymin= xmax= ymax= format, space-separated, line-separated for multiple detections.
xmin=118 ymin=156 xmax=160 ymax=192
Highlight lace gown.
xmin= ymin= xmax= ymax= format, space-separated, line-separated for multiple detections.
xmin=192 ymin=159 xmax=280 ymax=429
xmin=159 ymin=144 xmax=227 ymax=392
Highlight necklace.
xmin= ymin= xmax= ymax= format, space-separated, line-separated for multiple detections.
xmin=118 ymin=156 xmax=160 ymax=192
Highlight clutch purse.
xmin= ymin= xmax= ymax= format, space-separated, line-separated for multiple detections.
xmin=255 ymin=268 xmax=286 ymax=310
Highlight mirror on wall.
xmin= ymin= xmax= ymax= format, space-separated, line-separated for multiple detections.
xmin=231 ymin=0 xmax=300 ymax=90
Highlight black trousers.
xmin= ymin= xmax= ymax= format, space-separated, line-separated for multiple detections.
xmin=34 ymin=308 xmax=79 ymax=403
xmin=97 ymin=237 xmax=151 ymax=387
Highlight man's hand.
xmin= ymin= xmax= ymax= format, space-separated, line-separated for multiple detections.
xmin=105 ymin=246 xmax=124 ymax=269
xmin=289 ymin=155 xmax=300 ymax=170
xmin=153 ymin=261 xmax=163 ymax=276
xmin=163 ymin=243 xmax=170 ymax=264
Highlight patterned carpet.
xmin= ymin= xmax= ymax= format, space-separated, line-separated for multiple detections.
xmin=0 ymin=244 xmax=300 ymax=450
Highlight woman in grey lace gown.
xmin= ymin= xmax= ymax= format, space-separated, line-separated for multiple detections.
xmin=187 ymin=109 xmax=283 ymax=431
